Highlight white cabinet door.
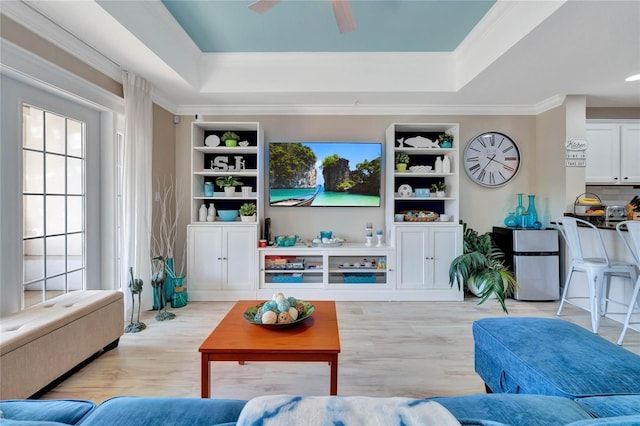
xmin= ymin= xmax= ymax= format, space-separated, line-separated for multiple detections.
xmin=396 ymin=227 xmax=430 ymax=289
xmin=187 ymin=224 xmax=257 ymax=299
xmin=188 ymin=226 xmax=223 ymax=291
xmin=431 ymin=226 xmax=462 ymax=289
xmin=621 ymin=124 xmax=640 ymax=184
xmin=396 ymin=226 xmax=462 ymax=291
xmin=585 ymin=124 xmax=620 ymax=184
xmin=223 ymin=226 xmax=257 ymax=290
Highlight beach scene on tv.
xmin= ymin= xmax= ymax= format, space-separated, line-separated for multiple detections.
xmin=269 ymin=142 xmax=382 ymax=207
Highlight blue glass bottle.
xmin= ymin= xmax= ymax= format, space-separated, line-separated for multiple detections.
xmin=527 ymin=195 xmax=538 ymax=228
xmin=515 ymin=194 xmax=525 ymax=226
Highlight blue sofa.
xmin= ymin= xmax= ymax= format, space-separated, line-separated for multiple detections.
xmin=2 ymin=393 xmax=640 ymax=426
xmin=3 ymin=318 xmax=640 ymax=425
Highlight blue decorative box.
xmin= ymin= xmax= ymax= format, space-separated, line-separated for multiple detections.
xmin=272 ymin=274 xmax=303 ymax=283
xmin=415 ymin=188 xmax=431 ymax=198
xmin=343 ymin=274 xmax=376 ymax=284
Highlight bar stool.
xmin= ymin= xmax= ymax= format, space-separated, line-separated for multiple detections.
xmin=614 ymin=221 xmax=640 ymax=345
xmin=555 ymin=217 xmax=637 ymax=333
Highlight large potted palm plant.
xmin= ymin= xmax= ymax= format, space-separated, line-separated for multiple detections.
xmin=449 ymin=221 xmax=518 ymax=313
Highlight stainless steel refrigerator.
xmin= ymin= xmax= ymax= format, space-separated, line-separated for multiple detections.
xmin=492 ymin=227 xmax=560 ymax=301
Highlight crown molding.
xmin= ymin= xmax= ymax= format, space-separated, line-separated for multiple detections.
xmin=1 ymin=1 xmax=122 ymax=81
xmin=1 ymin=39 xmax=124 ymax=113
xmin=174 ymin=102 xmax=552 ymax=116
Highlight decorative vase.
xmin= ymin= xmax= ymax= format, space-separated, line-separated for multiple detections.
xmin=224 ymin=186 xmax=235 ymax=196
xmin=527 ymin=194 xmax=538 ymax=228
xmin=504 ymin=212 xmax=518 ymax=227
xmin=396 ymin=163 xmax=407 ymax=172
xmin=241 ymin=214 xmax=256 ymax=222
xmin=436 ymin=191 xmax=445 ymax=198
xmin=225 ymin=140 xmax=237 ymax=147
xmin=204 ymin=182 xmax=214 ymax=197
xmin=164 ymin=257 xmax=175 ymax=304
xmin=515 ymin=193 xmax=525 ymax=225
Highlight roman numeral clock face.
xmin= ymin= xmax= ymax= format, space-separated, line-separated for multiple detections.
xmin=463 ymin=132 xmax=521 ymax=187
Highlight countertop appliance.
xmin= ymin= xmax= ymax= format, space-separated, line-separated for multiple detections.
xmin=492 ymin=227 xmax=560 ymax=301
xmin=605 ymin=205 xmax=627 ymax=222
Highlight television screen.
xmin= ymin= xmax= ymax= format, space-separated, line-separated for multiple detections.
xmin=268 ymin=142 xmax=382 ymax=207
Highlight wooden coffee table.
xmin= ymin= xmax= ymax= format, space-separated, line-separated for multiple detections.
xmin=199 ymin=300 xmax=340 ymax=398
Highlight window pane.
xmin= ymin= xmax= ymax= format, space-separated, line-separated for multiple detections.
xmin=45 ymin=275 xmax=65 ymax=300
xmin=67 ymin=119 xmax=83 ymax=158
xmin=46 ymin=195 xmax=66 ymax=235
xmin=67 ymin=270 xmax=83 ymax=292
xmin=67 ymin=233 xmax=83 ymax=261
xmin=23 ymin=150 xmax=43 ymax=193
xmin=46 ymin=154 xmax=65 ymax=194
xmin=23 ymin=195 xmax=44 ymax=238
xmin=24 ymin=284 xmax=43 ymax=308
xmin=23 ymin=105 xmax=43 ymax=150
xmin=67 ymin=157 xmax=83 ymax=195
xmin=45 ymin=112 xmax=65 ymax=154
xmin=45 ymin=235 xmax=66 ymax=277
xmin=24 ymin=238 xmax=44 ymax=283
xmin=23 ymin=104 xmax=86 ymax=303
xmin=67 ymin=197 xmax=83 ymax=233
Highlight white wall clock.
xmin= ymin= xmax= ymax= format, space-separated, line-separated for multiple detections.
xmin=463 ymin=132 xmax=521 ymax=187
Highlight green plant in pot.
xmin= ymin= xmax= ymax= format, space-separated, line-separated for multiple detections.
xmin=239 ymin=202 xmax=257 ymax=222
xmin=221 ymin=131 xmax=240 ymax=147
xmin=438 ymin=132 xmax=454 ymax=148
xmin=448 ymin=221 xmax=518 ymax=313
xmin=215 ymin=175 xmax=243 ymax=196
xmin=431 ymin=181 xmax=446 ymax=196
xmin=395 ymin=152 xmax=410 ymax=172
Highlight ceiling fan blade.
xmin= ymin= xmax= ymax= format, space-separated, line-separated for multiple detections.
xmin=330 ymin=0 xmax=357 ymax=34
xmin=248 ymin=0 xmax=282 ymax=15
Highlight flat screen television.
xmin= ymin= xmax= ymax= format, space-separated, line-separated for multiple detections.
xmin=268 ymin=141 xmax=382 ymax=207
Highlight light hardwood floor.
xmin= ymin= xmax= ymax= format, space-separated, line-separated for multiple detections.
xmin=40 ymin=297 xmax=640 ymax=404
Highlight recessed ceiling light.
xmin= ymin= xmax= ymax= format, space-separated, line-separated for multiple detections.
xmin=625 ymin=74 xmax=640 ymax=82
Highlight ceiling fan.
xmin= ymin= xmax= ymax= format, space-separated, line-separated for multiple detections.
xmin=248 ymin=0 xmax=357 ymax=34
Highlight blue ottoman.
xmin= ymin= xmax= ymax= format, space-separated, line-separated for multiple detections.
xmin=473 ymin=317 xmax=640 ymax=398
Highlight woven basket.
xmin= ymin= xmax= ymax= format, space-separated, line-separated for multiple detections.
xmin=401 ymin=210 xmax=439 ymax=222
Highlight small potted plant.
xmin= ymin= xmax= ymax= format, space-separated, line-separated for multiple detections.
xmin=431 ymin=181 xmax=446 ymax=197
xmin=438 ymin=133 xmax=454 ymax=148
xmin=449 ymin=221 xmax=518 ymax=313
xmin=395 ymin=152 xmax=410 ymax=172
xmin=215 ymin=175 xmax=243 ymax=196
xmin=239 ymin=203 xmax=257 ymax=222
xmin=221 ymin=131 xmax=240 ymax=147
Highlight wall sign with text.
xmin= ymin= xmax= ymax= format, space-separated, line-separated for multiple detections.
xmin=565 ymin=139 xmax=588 ymax=167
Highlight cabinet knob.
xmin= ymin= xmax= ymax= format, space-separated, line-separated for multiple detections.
xmin=624 ymin=177 xmax=629 ymax=180
xmin=217 ymin=257 xmax=222 ymax=260
xmin=614 ymin=177 xmax=619 ymax=180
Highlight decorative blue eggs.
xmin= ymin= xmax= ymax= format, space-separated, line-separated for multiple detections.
xmin=263 ymin=300 xmax=277 ymax=312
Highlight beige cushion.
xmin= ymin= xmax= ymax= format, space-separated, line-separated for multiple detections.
xmin=0 ymin=290 xmax=124 ymax=399
xmin=1 ymin=290 xmax=123 ymax=356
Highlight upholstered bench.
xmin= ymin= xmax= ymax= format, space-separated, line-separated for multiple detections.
xmin=0 ymin=290 xmax=124 ymax=399
xmin=473 ymin=317 xmax=640 ymax=399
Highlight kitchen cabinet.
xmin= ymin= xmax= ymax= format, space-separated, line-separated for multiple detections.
xmin=395 ymin=225 xmax=463 ymax=301
xmin=586 ymin=122 xmax=640 ymax=184
xmin=187 ymin=224 xmax=257 ymax=301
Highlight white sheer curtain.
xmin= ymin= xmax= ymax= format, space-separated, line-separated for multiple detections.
xmin=121 ymin=71 xmax=153 ymax=314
